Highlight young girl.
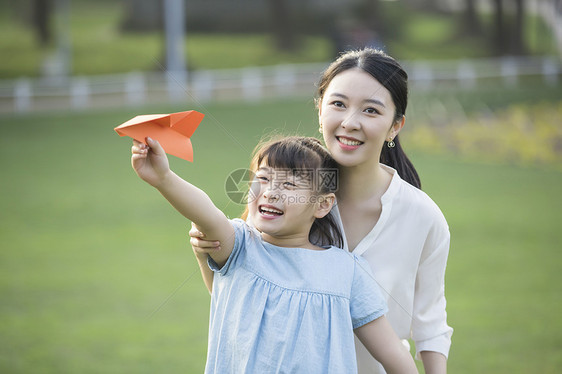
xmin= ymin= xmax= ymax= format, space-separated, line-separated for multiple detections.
xmin=130 ymin=135 xmax=417 ymax=373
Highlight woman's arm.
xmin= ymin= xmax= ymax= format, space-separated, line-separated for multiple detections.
xmin=355 ymin=316 xmax=418 ymax=374
xmin=189 ymin=223 xmax=219 ymax=293
xmin=132 ymin=138 xmax=234 ymax=267
xmin=411 ymin=216 xmax=453 ymax=363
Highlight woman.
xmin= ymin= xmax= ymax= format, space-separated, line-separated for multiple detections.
xmin=191 ymin=48 xmax=453 ymax=374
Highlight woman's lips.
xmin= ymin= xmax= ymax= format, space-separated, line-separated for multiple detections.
xmin=337 ymin=136 xmax=363 ymax=150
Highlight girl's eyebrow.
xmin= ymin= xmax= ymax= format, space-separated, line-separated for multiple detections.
xmin=329 ymin=92 xmax=386 ymax=108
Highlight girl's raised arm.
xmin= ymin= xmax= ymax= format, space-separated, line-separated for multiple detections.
xmin=132 ymin=138 xmax=235 ymax=267
xmin=354 ymin=316 xmax=418 ymax=374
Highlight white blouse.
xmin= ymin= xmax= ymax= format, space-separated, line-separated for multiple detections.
xmin=332 ymin=165 xmax=453 ymax=373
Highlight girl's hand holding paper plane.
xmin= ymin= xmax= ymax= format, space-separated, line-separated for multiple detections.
xmin=131 ymin=138 xmax=171 ymax=188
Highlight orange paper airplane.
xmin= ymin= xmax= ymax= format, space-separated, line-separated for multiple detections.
xmin=115 ymin=110 xmax=204 ymax=162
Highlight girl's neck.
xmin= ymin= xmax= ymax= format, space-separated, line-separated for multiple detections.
xmin=260 ymin=232 xmax=324 ymax=251
xmin=337 ymin=163 xmax=392 ymax=204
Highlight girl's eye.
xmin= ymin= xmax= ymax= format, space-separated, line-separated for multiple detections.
xmin=257 ymin=176 xmax=269 ymax=183
xmin=331 ymin=100 xmax=345 ymax=108
xmin=365 ymin=107 xmax=380 ymax=115
xmin=283 ymin=181 xmax=297 ymax=189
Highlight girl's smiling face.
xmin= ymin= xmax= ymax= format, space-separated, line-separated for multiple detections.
xmin=249 ymin=165 xmax=320 ymax=246
xmin=318 ymin=68 xmax=403 ymax=169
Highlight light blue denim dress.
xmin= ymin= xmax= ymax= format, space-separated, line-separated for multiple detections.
xmin=205 ymin=219 xmax=387 ymax=374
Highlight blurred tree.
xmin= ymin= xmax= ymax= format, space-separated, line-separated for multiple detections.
xmin=269 ymin=0 xmax=297 ymax=51
xmin=463 ymin=0 xmax=481 ymax=35
xmin=121 ymin=0 xmax=162 ymax=31
xmin=492 ymin=0 xmax=507 ymax=55
xmin=423 ymin=0 xmax=440 ymax=12
xmin=512 ymin=0 xmax=526 ymax=54
xmin=491 ymin=0 xmax=527 ymax=55
xmin=32 ymin=0 xmax=53 ymax=46
xmin=364 ymin=0 xmax=384 ymax=39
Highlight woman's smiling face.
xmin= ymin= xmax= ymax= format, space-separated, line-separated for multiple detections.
xmin=318 ymin=68 xmax=402 ymax=169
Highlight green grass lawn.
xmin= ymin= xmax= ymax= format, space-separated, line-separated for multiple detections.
xmin=1 ymin=99 xmax=561 ymax=373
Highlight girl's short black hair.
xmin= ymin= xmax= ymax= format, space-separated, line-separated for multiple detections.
xmin=243 ymin=136 xmax=344 ymax=248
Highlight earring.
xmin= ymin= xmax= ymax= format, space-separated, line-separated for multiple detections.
xmin=387 ymin=138 xmax=395 ymax=148
xmin=319 ymin=123 xmax=323 ymax=133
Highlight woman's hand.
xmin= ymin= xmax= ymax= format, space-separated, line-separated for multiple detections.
xmin=189 ymin=222 xmax=220 ymax=293
xmin=189 ymin=222 xmax=221 ymax=259
xmin=131 ymin=137 xmax=171 ymax=188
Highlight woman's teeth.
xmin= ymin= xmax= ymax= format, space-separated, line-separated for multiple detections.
xmin=338 ymin=137 xmax=362 ymax=146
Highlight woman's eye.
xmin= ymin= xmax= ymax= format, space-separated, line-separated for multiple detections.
xmin=257 ymin=176 xmax=269 ymax=183
xmin=365 ymin=107 xmax=380 ymax=115
xmin=331 ymin=101 xmax=345 ymax=108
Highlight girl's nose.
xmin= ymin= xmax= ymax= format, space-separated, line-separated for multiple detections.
xmin=263 ymin=184 xmax=280 ymax=201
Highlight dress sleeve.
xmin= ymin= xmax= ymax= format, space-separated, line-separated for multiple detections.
xmin=350 ymin=256 xmax=388 ymax=329
xmin=207 ymin=218 xmax=246 ymax=276
xmin=411 ymin=212 xmax=454 ymax=359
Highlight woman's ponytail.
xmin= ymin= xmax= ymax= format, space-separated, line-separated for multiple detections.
xmin=381 ymin=135 xmax=421 ymax=189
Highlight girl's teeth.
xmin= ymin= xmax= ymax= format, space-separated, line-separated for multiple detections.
xmin=261 ymin=207 xmax=283 ymax=215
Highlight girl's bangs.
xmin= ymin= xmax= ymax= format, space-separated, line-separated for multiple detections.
xmin=257 ymin=141 xmax=320 ymax=172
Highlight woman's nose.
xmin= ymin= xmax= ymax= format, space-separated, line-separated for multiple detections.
xmin=341 ymin=111 xmax=361 ymax=130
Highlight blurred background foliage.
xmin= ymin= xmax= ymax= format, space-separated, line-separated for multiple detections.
xmin=0 ymin=0 xmax=559 ymax=77
xmin=406 ymin=100 xmax=562 ymax=168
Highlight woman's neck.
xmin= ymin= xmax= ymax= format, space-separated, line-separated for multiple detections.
xmin=337 ymin=163 xmax=392 ymax=204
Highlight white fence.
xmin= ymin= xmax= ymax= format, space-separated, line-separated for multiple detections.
xmin=1 ymin=56 xmax=560 ymax=114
